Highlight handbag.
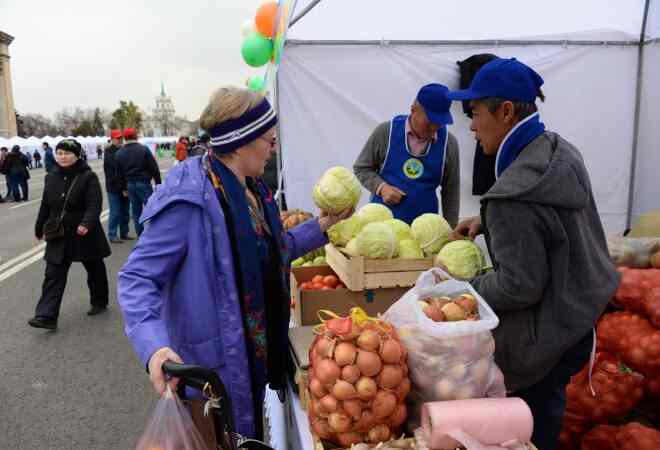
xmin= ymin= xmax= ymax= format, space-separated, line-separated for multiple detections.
xmin=43 ymin=177 xmax=78 ymax=242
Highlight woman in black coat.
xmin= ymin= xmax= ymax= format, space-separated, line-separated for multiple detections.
xmin=28 ymin=139 xmax=111 ymax=330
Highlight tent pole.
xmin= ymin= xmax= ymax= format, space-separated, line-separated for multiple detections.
xmin=625 ymin=0 xmax=652 ymax=230
xmin=290 ymin=0 xmax=323 ymax=27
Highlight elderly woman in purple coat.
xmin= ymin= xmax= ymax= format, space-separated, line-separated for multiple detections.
xmin=117 ymin=87 xmax=351 ymax=439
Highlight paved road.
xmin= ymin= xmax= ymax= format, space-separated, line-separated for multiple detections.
xmin=0 ymin=157 xmax=175 ymax=450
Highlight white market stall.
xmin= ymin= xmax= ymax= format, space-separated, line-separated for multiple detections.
xmin=275 ymin=0 xmax=660 ymax=234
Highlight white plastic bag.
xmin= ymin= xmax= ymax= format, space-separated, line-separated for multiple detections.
xmin=383 ymin=268 xmax=506 ymax=429
xmin=135 ymin=386 xmax=210 ymax=450
xmin=607 ymin=235 xmax=660 ymax=268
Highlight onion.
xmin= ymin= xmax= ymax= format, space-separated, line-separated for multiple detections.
xmin=441 ymin=302 xmax=467 ymax=321
xmin=368 ymin=424 xmax=392 ymax=444
xmin=380 ymin=339 xmax=403 ymax=364
xmin=309 ymin=378 xmax=328 ymax=399
xmin=355 ymin=410 xmax=376 ymax=432
xmin=332 ymin=379 xmax=357 ymax=400
xmin=311 ymin=419 xmax=333 ymax=440
xmin=447 ymin=363 xmax=468 ymax=381
xmin=387 ymin=403 xmax=407 ymax=428
xmin=315 ymin=336 xmax=335 ymax=359
xmin=334 ymin=342 xmax=357 ymax=367
xmin=355 ymin=376 xmax=378 ymax=400
xmin=423 ymin=304 xmax=446 ymax=322
xmin=342 ymin=399 xmax=363 ymax=421
xmin=456 ymin=294 xmax=478 ymax=314
xmin=357 ymin=329 xmax=381 ymax=351
xmin=378 ymin=364 xmax=404 ymax=389
xmin=320 ymin=394 xmax=338 ymax=413
xmin=356 ymin=350 xmax=382 ymax=377
xmin=328 ymin=412 xmax=352 ymax=432
xmin=372 ymin=391 xmax=397 ymax=419
xmin=336 ymin=431 xmax=364 ymax=447
xmin=316 ymin=358 xmax=341 ymax=385
xmin=339 ymin=322 xmax=363 ymax=341
xmin=341 ymin=365 xmax=361 ymax=384
xmin=434 ymin=378 xmax=456 ymax=400
xmin=395 ymin=377 xmax=411 ymax=402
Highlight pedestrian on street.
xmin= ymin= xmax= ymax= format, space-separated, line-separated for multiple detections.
xmin=97 ymin=145 xmax=103 ymax=160
xmin=5 ymin=145 xmax=30 ymax=201
xmin=104 ymin=130 xmax=133 ymax=243
xmin=43 ymin=142 xmax=56 ymax=173
xmin=29 ymin=139 xmax=111 ymax=330
xmin=175 ymin=136 xmax=188 ymax=163
xmin=26 ymin=151 xmax=33 ymax=169
xmin=0 ymin=147 xmax=10 ymax=202
xmin=33 ymin=149 xmax=42 ymax=168
xmin=115 ymin=128 xmax=161 ymax=236
xmin=118 ymin=86 xmax=352 ymax=440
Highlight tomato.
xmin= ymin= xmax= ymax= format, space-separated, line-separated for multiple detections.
xmin=312 ymin=275 xmax=325 ymax=284
xmin=300 ymin=282 xmax=311 ymax=290
xmin=336 ymin=283 xmax=346 ymax=289
xmin=322 ymin=275 xmax=339 ymax=288
xmin=321 ymin=286 xmax=333 ymax=291
xmin=312 ymin=282 xmax=325 ymax=290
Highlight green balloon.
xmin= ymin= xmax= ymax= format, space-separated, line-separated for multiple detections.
xmin=241 ymin=32 xmax=273 ymax=67
xmin=248 ymin=75 xmax=265 ymax=92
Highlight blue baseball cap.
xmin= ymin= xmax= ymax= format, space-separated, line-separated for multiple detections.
xmin=447 ymin=58 xmax=544 ymax=103
xmin=416 ymin=83 xmax=454 ymax=125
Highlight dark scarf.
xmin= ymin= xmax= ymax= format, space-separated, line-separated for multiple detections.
xmin=495 ymin=112 xmax=546 ymax=178
xmin=207 ymin=155 xmax=291 ymax=393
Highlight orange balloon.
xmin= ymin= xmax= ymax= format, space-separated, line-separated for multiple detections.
xmin=255 ymin=2 xmax=278 ymax=38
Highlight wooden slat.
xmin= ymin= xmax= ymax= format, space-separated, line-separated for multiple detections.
xmin=364 ymin=256 xmax=432 ymax=273
xmin=364 ymin=271 xmax=422 ymax=289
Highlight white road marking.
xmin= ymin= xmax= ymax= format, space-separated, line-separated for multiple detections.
xmin=0 ymin=209 xmax=110 ymax=284
xmin=8 ymin=198 xmax=41 ymax=210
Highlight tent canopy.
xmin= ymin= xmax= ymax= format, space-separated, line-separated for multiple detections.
xmin=276 ymin=0 xmax=659 ymax=233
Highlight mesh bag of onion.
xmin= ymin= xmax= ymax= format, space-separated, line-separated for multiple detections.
xmin=307 ymin=308 xmax=410 ymax=448
xmin=382 ymin=270 xmax=505 ymax=429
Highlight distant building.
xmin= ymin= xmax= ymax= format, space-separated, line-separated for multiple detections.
xmin=147 ymin=82 xmax=176 ymax=137
xmin=0 ymin=31 xmax=17 ymax=138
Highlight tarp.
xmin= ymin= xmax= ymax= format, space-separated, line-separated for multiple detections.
xmin=276 ymin=0 xmax=659 ymax=233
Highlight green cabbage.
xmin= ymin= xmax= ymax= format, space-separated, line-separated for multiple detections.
xmin=327 ymin=215 xmax=364 ymax=247
xmin=356 ymin=222 xmax=399 ymax=259
xmin=356 ymin=203 xmax=393 ymax=225
xmin=434 ymin=240 xmax=485 ymax=279
xmin=398 ymin=239 xmax=424 ymax=259
xmin=410 ymin=213 xmax=452 ymax=256
xmin=343 ymin=237 xmax=360 ymax=257
xmin=312 ymin=167 xmax=362 ymax=214
xmin=384 ymin=218 xmax=412 ymax=241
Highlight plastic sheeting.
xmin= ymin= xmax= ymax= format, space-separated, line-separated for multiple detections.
xmin=278 ymin=32 xmax=637 ymax=232
xmin=648 ymin=0 xmax=660 ymax=39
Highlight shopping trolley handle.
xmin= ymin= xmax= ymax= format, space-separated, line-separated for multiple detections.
xmin=162 ymin=361 xmax=223 ymax=397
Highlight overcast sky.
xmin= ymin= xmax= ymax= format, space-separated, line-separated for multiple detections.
xmin=1 ymin=0 xmax=267 ymax=120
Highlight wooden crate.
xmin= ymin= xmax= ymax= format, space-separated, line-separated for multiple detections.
xmin=325 ymin=243 xmax=433 ymax=291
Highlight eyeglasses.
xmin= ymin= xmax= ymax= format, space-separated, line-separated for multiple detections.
xmin=258 ymin=136 xmax=278 ymax=148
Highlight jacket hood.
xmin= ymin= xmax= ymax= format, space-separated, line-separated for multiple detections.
xmin=482 ymin=131 xmax=589 ymax=210
xmin=140 ymin=156 xmax=207 ymax=223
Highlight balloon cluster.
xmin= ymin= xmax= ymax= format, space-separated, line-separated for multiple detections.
xmin=241 ymin=2 xmax=279 ymax=68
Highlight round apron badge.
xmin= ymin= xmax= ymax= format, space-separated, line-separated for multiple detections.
xmin=403 ymin=158 xmax=424 ymax=179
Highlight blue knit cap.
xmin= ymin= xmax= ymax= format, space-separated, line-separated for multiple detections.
xmin=207 ymin=98 xmax=278 ymax=154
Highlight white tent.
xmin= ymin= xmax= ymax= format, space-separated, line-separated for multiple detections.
xmin=276 ymin=0 xmax=660 ymax=233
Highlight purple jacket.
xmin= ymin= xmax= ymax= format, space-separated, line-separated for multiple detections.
xmin=117 ymin=156 xmax=327 ymax=436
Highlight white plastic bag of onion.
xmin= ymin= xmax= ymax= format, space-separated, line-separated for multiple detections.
xmin=307 ymin=307 xmax=411 ymax=448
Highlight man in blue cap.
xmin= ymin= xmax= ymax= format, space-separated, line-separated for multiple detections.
xmin=353 ymin=84 xmax=460 ymax=226
xmin=447 ymin=58 xmax=620 ymax=450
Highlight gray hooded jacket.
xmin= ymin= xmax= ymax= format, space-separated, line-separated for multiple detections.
xmin=472 ymin=131 xmax=620 ymax=392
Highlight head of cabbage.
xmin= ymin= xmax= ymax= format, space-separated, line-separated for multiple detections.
xmin=398 ymin=239 xmax=424 ymax=259
xmin=327 ymin=215 xmax=364 ymax=247
xmin=356 ymin=203 xmax=393 ymax=225
xmin=343 ymin=237 xmax=360 ymax=257
xmin=356 ymin=222 xmax=399 ymax=259
xmin=411 ymin=214 xmax=452 ymax=256
xmin=384 ymin=218 xmax=412 ymax=242
xmin=312 ymin=167 xmax=362 ymax=214
xmin=434 ymin=240 xmax=485 ymax=279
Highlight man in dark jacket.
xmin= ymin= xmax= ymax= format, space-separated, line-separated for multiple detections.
xmin=115 ymin=128 xmax=161 ymax=236
xmin=447 ymin=58 xmax=620 ymax=450
xmin=5 ymin=145 xmax=30 ymax=201
xmin=0 ymin=147 xmax=8 ymax=202
xmin=33 ymin=149 xmax=42 ymax=168
xmin=103 ymin=130 xmax=132 ymax=243
xmin=43 ymin=142 xmax=56 ymax=173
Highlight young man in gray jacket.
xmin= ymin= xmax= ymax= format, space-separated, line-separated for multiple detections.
xmin=353 ymin=84 xmax=460 ymax=227
xmin=447 ymin=58 xmax=620 ymax=450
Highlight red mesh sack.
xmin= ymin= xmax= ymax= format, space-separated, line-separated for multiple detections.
xmin=614 ymin=268 xmax=660 ymax=327
xmin=557 ymin=411 xmax=590 ymax=450
xmin=597 ymin=312 xmax=660 ymax=375
xmin=581 ymin=425 xmax=619 ymax=450
xmin=616 ymin=422 xmax=660 ymax=450
xmin=564 ymin=352 xmax=644 ymax=423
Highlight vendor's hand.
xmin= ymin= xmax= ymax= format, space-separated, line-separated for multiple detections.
xmin=380 ymin=183 xmax=406 ymax=206
xmin=148 ymin=347 xmax=184 ymax=395
xmin=76 ymin=225 xmax=89 ymax=236
xmin=318 ymin=208 xmax=354 ymax=232
xmin=453 ymin=216 xmax=482 ymax=240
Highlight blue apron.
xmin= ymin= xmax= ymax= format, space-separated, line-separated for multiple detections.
xmin=371 ymin=115 xmax=447 ymax=224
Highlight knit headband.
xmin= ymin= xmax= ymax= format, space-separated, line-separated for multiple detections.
xmin=208 ymin=98 xmax=278 ymax=154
